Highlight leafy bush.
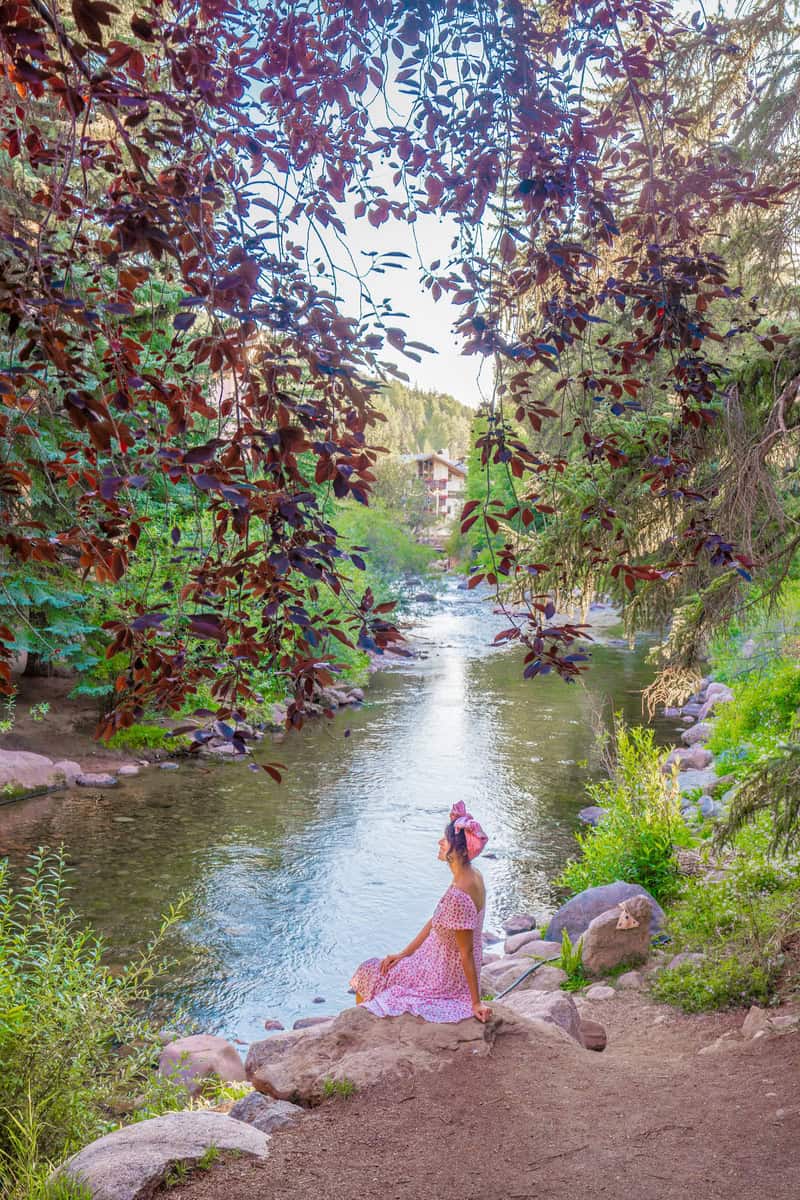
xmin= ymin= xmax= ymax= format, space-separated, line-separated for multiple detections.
xmin=556 ymin=722 xmax=688 ymax=903
xmin=106 ymin=724 xmax=175 ymax=752
xmin=558 ymin=929 xmax=587 ymax=992
xmin=707 ymin=658 xmax=800 ymax=761
xmin=651 ymin=815 xmax=797 ymax=1012
xmin=651 ymin=955 xmax=776 ymax=1012
xmin=335 ymin=502 xmax=436 ymax=579
xmin=0 ymin=852 xmax=187 ymax=1199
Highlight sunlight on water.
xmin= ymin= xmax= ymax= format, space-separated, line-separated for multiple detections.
xmin=0 ymin=581 xmax=672 ymax=1041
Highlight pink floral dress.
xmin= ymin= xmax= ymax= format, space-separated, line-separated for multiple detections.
xmin=350 ymin=885 xmax=484 ymax=1023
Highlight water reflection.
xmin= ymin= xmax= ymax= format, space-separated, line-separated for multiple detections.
xmin=0 ymin=582 xmax=671 ymax=1041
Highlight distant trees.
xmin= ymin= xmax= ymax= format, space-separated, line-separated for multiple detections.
xmin=376 ymin=382 xmax=472 ymax=460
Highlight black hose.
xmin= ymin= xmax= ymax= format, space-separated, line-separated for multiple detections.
xmin=492 ymin=957 xmax=555 ymax=1000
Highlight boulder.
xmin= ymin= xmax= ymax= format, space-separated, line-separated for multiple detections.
xmin=545 ymin=881 xmax=663 ymax=944
xmin=293 ymin=1016 xmax=335 ymax=1030
xmin=676 ymin=767 xmax=719 ymax=796
xmin=585 ymin=985 xmax=616 ymax=1001
xmin=503 ymin=912 xmax=539 ymax=935
xmin=664 ymin=745 xmax=713 ymax=771
xmin=117 ymin=764 xmax=140 ymax=777
xmin=665 ymin=952 xmax=705 ymax=971
xmin=246 ymin=1005 xmax=493 ymax=1102
xmin=52 ymin=1111 xmax=268 ymax=1200
xmin=579 ymin=1018 xmax=607 ymax=1051
xmin=616 ymin=970 xmax=644 ymax=990
xmin=504 ymin=930 xmax=538 ymax=954
xmin=681 ymin=702 xmax=704 ymax=717
xmin=742 ymin=1006 xmax=770 ymax=1040
xmin=681 ymin=722 xmax=713 ymax=746
xmin=507 ymin=938 xmax=562 ymax=961
xmin=501 ymin=989 xmax=582 ymax=1044
xmin=699 ymin=691 xmax=734 ymax=720
xmin=76 ymin=771 xmax=118 ymax=787
xmin=158 ymin=1034 xmax=246 ymax=1095
xmin=581 ymin=895 xmax=653 ymax=977
xmin=0 ymin=749 xmax=83 ymax=795
xmin=578 ymin=805 xmax=607 ymax=826
xmin=264 ymin=1019 xmax=285 ymax=1032
xmin=229 ymin=1091 xmax=303 ymax=1133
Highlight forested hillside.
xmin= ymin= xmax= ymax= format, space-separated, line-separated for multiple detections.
xmin=376 ymin=382 xmax=473 ymax=460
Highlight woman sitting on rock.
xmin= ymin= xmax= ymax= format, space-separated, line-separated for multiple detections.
xmin=350 ymin=802 xmax=493 ymax=1024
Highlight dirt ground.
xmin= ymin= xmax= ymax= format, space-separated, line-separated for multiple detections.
xmin=160 ymin=995 xmax=800 ymax=1200
xmin=0 ymin=675 xmax=152 ymax=772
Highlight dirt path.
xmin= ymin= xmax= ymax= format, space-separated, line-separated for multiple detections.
xmin=161 ymin=996 xmax=800 ymax=1200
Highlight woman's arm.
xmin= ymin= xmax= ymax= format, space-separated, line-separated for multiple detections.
xmin=380 ymin=919 xmax=432 ymax=974
xmin=455 ymin=928 xmax=492 ymax=1022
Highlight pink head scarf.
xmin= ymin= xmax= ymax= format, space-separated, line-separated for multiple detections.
xmin=449 ymin=801 xmax=489 ymax=861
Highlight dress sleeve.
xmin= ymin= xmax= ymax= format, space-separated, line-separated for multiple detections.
xmin=435 ymin=888 xmax=478 ymax=930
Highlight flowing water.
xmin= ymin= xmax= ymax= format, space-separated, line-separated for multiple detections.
xmin=0 ymin=581 xmax=673 ymax=1042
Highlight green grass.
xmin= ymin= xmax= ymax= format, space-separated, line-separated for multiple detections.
xmin=321 ymin=1077 xmax=356 ymax=1100
xmin=106 ymin=723 xmax=175 ymax=752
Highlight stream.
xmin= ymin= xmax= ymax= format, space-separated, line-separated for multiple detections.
xmin=0 ymin=580 xmax=673 ymax=1042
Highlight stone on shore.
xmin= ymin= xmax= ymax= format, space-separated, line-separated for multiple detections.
xmin=585 ymin=985 xmax=616 ymax=1001
xmin=247 ymin=1003 xmax=580 ymax=1103
xmin=503 ymin=912 xmax=539 ymax=935
xmin=578 ymin=805 xmax=608 ymax=826
xmin=117 ymin=764 xmax=140 ymax=777
xmin=0 ymin=749 xmax=83 ymax=795
xmin=507 ymin=938 xmax=562 ymax=961
xmin=676 ymin=767 xmax=719 ymax=796
xmin=545 ymin=881 xmax=663 ymax=944
xmin=616 ymin=970 xmax=645 ymax=990
xmin=229 ymin=1091 xmax=303 ymax=1134
xmin=158 ymin=1034 xmax=246 ymax=1095
xmin=581 ymin=895 xmax=653 ymax=976
xmin=681 ymin=722 xmax=713 ymax=746
xmin=579 ymin=1018 xmax=608 ymax=1051
xmin=75 ymin=771 xmax=118 ymax=787
xmin=51 ymin=1111 xmax=269 ymax=1200
xmin=501 ymin=989 xmax=582 ymax=1043
xmin=293 ymin=1016 xmax=335 ymax=1030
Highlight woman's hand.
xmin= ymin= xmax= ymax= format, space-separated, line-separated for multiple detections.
xmin=472 ymin=1001 xmax=493 ymax=1023
xmin=380 ymin=952 xmax=404 ymax=975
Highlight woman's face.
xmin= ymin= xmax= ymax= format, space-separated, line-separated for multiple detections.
xmin=437 ymin=832 xmax=450 ymax=862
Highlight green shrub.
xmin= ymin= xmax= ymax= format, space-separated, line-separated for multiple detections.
xmin=708 ymin=658 xmax=800 ymax=760
xmin=106 ymin=724 xmax=175 ymax=752
xmin=556 ymin=722 xmax=688 ymax=903
xmin=558 ymin=929 xmax=587 ymax=992
xmin=0 ymin=851 xmax=187 ymax=1198
xmin=651 ymin=956 xmax=776 ymax=1012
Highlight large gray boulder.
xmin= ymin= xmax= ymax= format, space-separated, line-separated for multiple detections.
xmin=229 ymin=1091 xmax=303 ymax=1133
xmin=681 ymin=722 xmax=712 ymax=746
xmin=159 ymin=1034 xmax=246 ymax=1095
xmin=676 ymin=767 xmax=719 ymax=795
xmin=581 ymin=895 xmax=653 ymax=976
xmin=52 ymin=1111 xmax=269 ymax=1200
xmin=545 ymin=881 xmax=663 ymax=944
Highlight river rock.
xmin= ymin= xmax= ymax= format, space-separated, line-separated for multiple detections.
xmin=676 ymin=767 xmax=719 ymax=795
xmin=545 ymin=881 xmax=663 ymax=944
xmin=585 ymin=985 xmax=616 ymax=1001
xmin=159 ymin=761 xmax=180 ymax=770
xmin=579 ymin=1018 xmax=607 ymax=1051
xmin=578 ymin=805 xmax=608 ymax=826
xmin=664 ymin=745 xmax=713 ymax=771
xmin=229 ymin=1091 xmax=303 ymax=1134
xmin=76 ymin=771 xmax=118 ymax=787
xmin=507 ymin=938 xmax=562 ymax=961
xmin=681 ymin=722 xmax=713 ymax=746
xmin=293 ymin=1016 xmax=335 ymax=1030
xmin=504 ymin=929 xmax=541 ymax=954
xmin=0 ymin=750 xmax=83 ymax=795
xmin=247 ymin=1004 xmax=577 ymax=1103
xmin=699 ymin=690 xmax=734 ymax=720
xmin=740 ymin=1005 xmax=800 ymax=1039
xmin=51 ymin=1111 xmax=269 ymax=1200
xmin=414 ymin=592 xmax=436 ymax=603
xmin=698 ymin=795 xmax=719 ymax=818
xmin=501 ymin=989 xmax=582 ymax=1043
xmin=581 ymin=895 xmax=653 ymax=976
xmin=616 ymin=970 xmax=645 ymax=990
xmin=158 ymin=1034 xmax=246 ymax=1095
xmin=264 ymin=1019 xmax=285 ymax=1031
xmin=503 ymin=912 xmax=539 ymax=935
xmin=482 ymin=929 xmax=503 ymax=945
xmin=117 ymin=764 xmax=140 ymax=777
xmin=666 ymin=952 xmax=705 ymax=971
xmin=681 ymin=702 xmax=704 ymax=717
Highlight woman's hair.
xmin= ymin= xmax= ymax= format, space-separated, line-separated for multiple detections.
xmin=444 ymin=818 xmax=470 ymax=865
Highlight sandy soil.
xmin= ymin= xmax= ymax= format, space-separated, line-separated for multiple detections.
xmin=158 ymin=995 xmax=800 ymax=1200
